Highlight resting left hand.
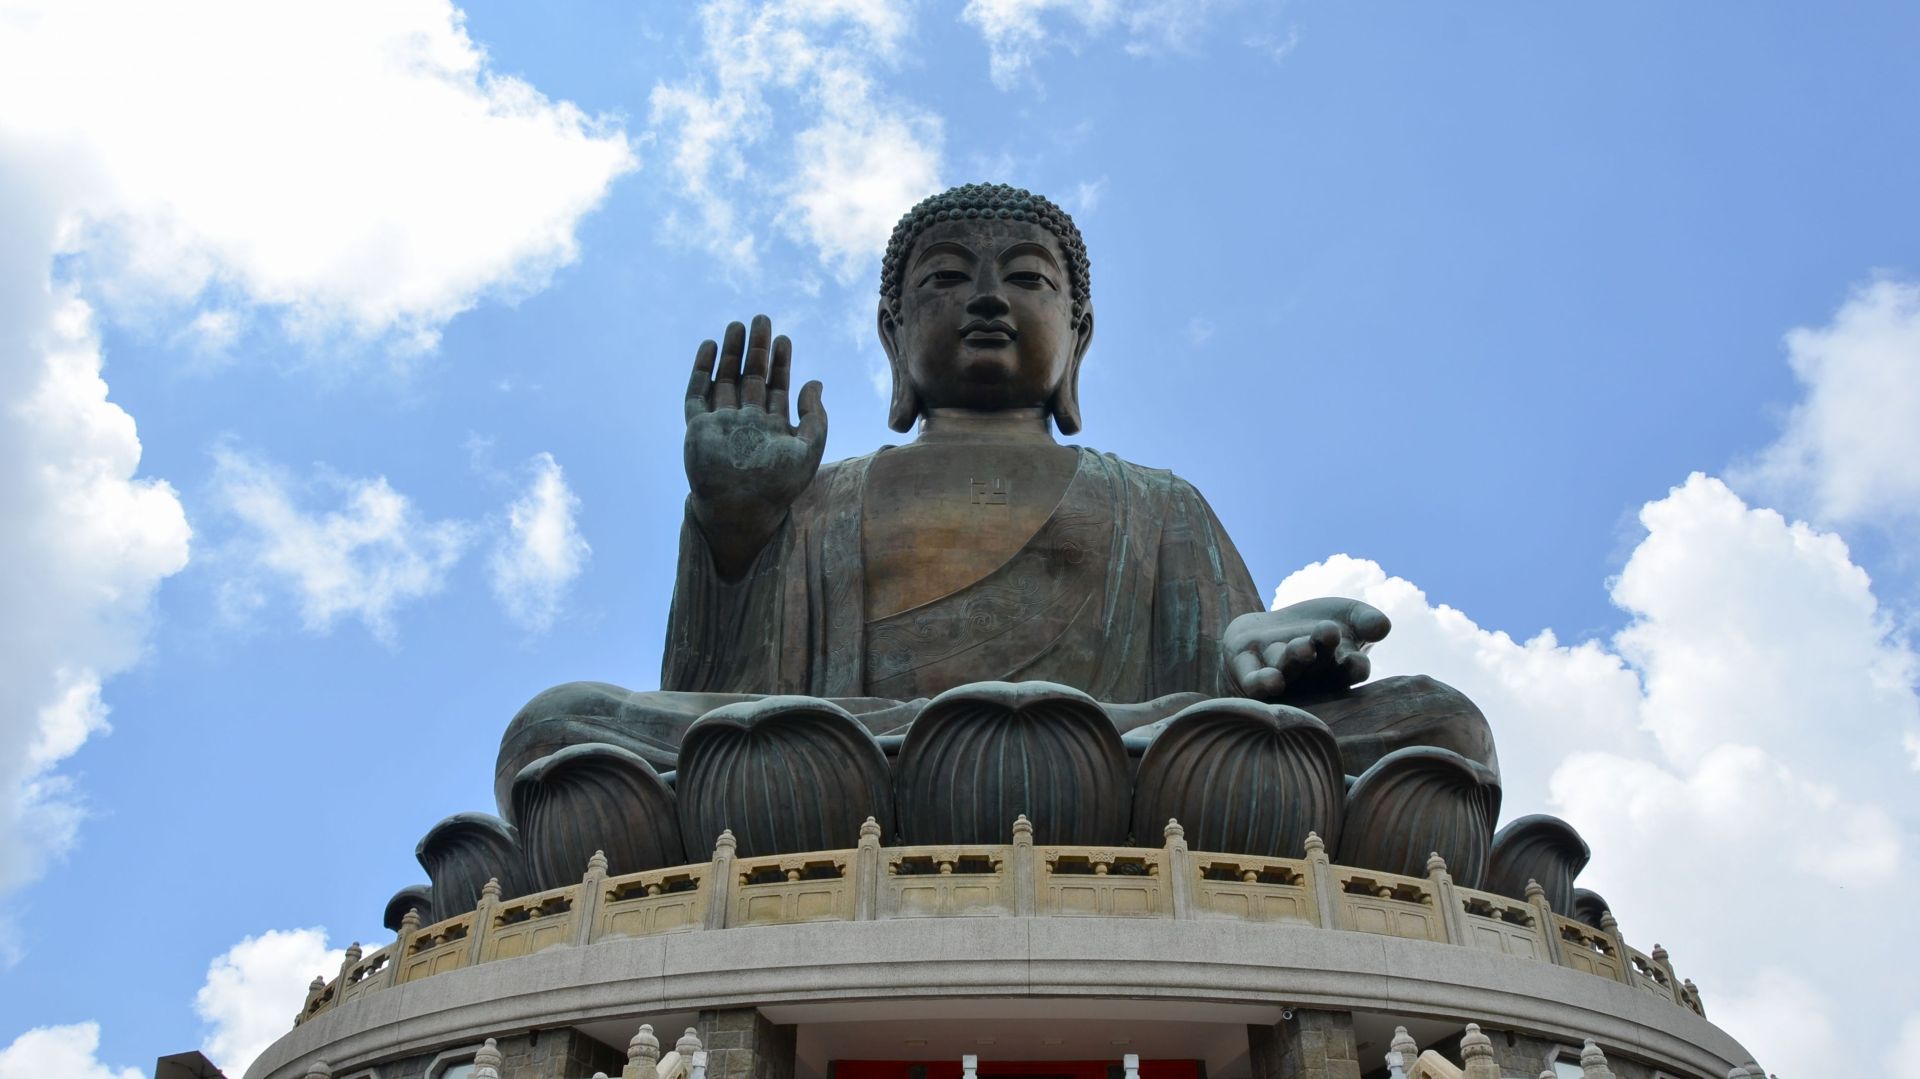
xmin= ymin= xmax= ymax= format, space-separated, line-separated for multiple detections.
xmin=1223 ymin=597 xmax=1391 ymax=702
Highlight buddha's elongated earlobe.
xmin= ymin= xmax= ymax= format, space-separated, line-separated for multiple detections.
xmin=878 ymin=303 xmax=920 ymax=432
xmin=1050 ymin=307 xmax=1094 ymax=436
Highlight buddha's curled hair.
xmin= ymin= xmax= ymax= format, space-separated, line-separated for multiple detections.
xmin=881 ymin=183 xmax=1091 ymax=320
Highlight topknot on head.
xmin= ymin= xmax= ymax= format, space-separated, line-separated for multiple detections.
xmin=880 ymin=183 xmax=1091 ymax=320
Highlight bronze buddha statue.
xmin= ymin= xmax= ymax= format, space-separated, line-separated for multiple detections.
xmin=404 ymin=185 xmax=1565 ymax=927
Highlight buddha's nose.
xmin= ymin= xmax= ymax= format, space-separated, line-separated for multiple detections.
xmin=965 ymin=286 xmax=1010 ymax=319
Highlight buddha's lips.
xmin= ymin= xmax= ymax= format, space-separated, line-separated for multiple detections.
xmin=961 ymin=320 xmax=1017 ymax=341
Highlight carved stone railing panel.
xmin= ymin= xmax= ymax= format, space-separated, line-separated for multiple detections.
xmin=1331 ymin=867 xmax=1445 ymax=942
xmin=883 ymin=844 xmax=1013 ymax=918
xmin=337 ymin=944 xmax=394 ymax=1005
xmin=481 ymin=883 xmax=579 ymax=963
xmin=1188 ymin=852 xmax=1315 ymax=925
xmin=1554 ymin=915 xmax=1626 ymax=981
xmin=1450 ymin=887 xmax=1547 ymax=961
xmin=598 ymin=865 xmax=710 ymax=940
xmin=396 ymin=912 xmax=475 ymax=984
xmin=731 ymin=853 xmax=854 ymax=925
xmin=1038 ymin=847 xmax=1169 ymax=917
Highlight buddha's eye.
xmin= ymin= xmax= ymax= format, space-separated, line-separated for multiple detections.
xmin=1006 ymin=271 xmax=1055 ymax=290
xmin=918 ymin=269 xmax=968 ymax=287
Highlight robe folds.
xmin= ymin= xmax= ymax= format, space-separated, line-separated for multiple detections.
xmin=662 ymin=446 xmax=1266 ymax=702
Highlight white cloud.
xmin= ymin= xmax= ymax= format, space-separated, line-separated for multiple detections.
xmin=0 ymin=182 xmax=191 ymax=898
xmin=489 ymin=453 xmax=591 ymax=633
xmin=0 ymin=1022 xmax=142 ymax=1079
xmin=0 ymin=0 xmax=636 ymax=351
xmin=212 ymin=451 xmax=471 ymax=643
xmin=0 ymin=0 xmax=632 ymax=908
xmin=650 ymin=0 xmax=942 ymax=278
xmin=959 ymin=0 xmax=1223 ymax=89
xmin=1273 ymin=473 xmax=1918 ymax=1075
xmin=196 ymin=928 xmax=347 ymax=1077
xmin=1738 ymin=279 xmax=1920 ymax=524
xmin=1070 ymin=176 xmax=1108 ymax=214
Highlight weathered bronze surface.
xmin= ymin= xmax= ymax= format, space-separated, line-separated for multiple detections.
xmin=461 ymin=183 xmax=1556 ymax=882
xmin=1486 ymin=813 xmax=1592 ymax=913
xmin=1130 ymin=698 xmax=1345 ymax=857
xmin=1336 ymin=747 xmax=1502 ymax=888
xmin=894 ymin=681 xmax=1129 ymax=845
xmin=510 ymin=743 xmax=682 ymax=890
xmin=414 ymin=812 xmax=527 ymax=922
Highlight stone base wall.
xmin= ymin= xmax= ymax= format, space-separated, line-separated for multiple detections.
xmin=1248 ymin=1010 xmax=1360 ymax=1079
xmin=701 ymin=1008 xmax=797 ymax=1079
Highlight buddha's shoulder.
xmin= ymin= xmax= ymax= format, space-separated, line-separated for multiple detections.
xmin=1074 ymin=447 xmax=1204 ymax=496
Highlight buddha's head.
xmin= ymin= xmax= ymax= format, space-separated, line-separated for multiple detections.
xmin=878 ymin=183 xmax=1094 ymax=434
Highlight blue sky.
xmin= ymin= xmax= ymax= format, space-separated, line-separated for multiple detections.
xmin=1 ymin=2 xmax=1916 ymax=1075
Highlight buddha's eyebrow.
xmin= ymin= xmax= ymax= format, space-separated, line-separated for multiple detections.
xmin=997 ymin=241 xmax=1061 ymax=269
xmin=910 ymin=240 xmax=976 ymax=269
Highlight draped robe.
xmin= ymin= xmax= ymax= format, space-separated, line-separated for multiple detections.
xmin=662 ymin=446 xmax=1265 ymax=702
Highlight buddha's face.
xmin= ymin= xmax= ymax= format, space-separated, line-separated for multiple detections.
xmin=881 ymin=217 xmax=1093 ymax=429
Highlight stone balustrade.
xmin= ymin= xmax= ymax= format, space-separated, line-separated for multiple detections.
xmin=297 ymin=816 xmax=1706 ymax=1027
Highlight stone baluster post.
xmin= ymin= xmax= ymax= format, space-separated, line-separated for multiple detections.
xmin=855 ymin=817 xmax=883 ymax=920
xmin=575 ymin=849 xmax=609 ymax=946
xmin=704 ymin=831 xmax=737 ymax=930
xmin=1123 ymin=1053 xmax=1140 ymax=1079
xmin=1303 ymin=832 xmax=1339 ymax=929
xmin=1012 ymin=815 xmax=1037 ymax=917
xmin=1684 ymin=978 xmax=1706 ymax=1016
xmin=1578 ymin=1039 xmax=1616 ymax=1079
xmin=467 ymin=879 xmax=502 ymax=966
xmin=300 ymin=975 xmax=326 ymax=1022
xmin=1385 ymin=1026 xmax=1417 ymax=1079
xmin=333 ymin=942 xmax=362 ymax=999
xmin=625 ymin=1023 xmax=661 ymax=1079
xmin=303 ymin=1061 xmax=332 ymax=1079
xmin=1164 ymin=820 xmax=1195 ymax=920
xmin=690 ymin=1050 xmax=709 ymax=1079
xmin=1524 ymin=879 xmax=1567 ymax=966
xmin=963 ymin=1054 xmax=978 ymax=1079
xmin=1726 ymin=1066 xmax=1749 ymax=1079
xmin=1460 ymin=1025 xmax=1499 ymax=1079
xmin=1425 ymin=852 xmax=1466 ymax=945
xmin=1650 ymin=943 xmax=1683 ymax=1004
xmin=472 ymin=1038 xmax=503 ymax=1079
xmin=386 ymin=908 xmax=421 ymax=989
xmin=1598 ymin=911 xmax=1634 ymax=986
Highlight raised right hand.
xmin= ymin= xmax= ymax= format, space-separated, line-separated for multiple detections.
xmin=684 ymin=314 xmax=827 ymax=577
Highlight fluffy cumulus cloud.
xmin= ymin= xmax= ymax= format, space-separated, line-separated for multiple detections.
xmin=0 ymin=0 xmax=632 ymax=910
xmin=1739 ymin=279 xmax=1920 ymax=524
xmin=650 ymin=0 xmax=942 ymax=278
xmin=212 ymin=451 xmax=472 ymax=643
xmin=489 ymin=452 xmax=591 ymax=632
xmin=0 ymin=1021 xmax=142 ymax=1079
xmin=0 ymin=174 xmax=192 ymax=899
xmin=196 ymin=928 xmax=348 ymax=1076
xmin=1274 ymin=475 xmax=1918 ymax=1075
xmin=0 ymin=0 xmax=636 ymax=350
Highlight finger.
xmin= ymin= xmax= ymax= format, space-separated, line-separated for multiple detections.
xmin=740 ymin=314 xmax=772 ymax=409
xmin=1285 ymin=635 xmax=1319 ymax=668
xmin=1311 ymin=620 xmax=1342 ymax=650
xmin=1230 ymin=650 xmax=1281 ymax=698
xmin=1346 ymin=600 xmax=1391 ymax=643
xmin=685 ymin=339 xmax=717 ymax=422
xmin=1336 ymin=650 xmax=1371 ymax=686
xmin=713 ymin=320 xmax=745 ymax=409
xmin=768 ymin=335 xmax=793 ymax=424
xmin=768 ymin=334 xmax=791 ymax=422
xmin=796 ymin=379 xmax=828 ymax=449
